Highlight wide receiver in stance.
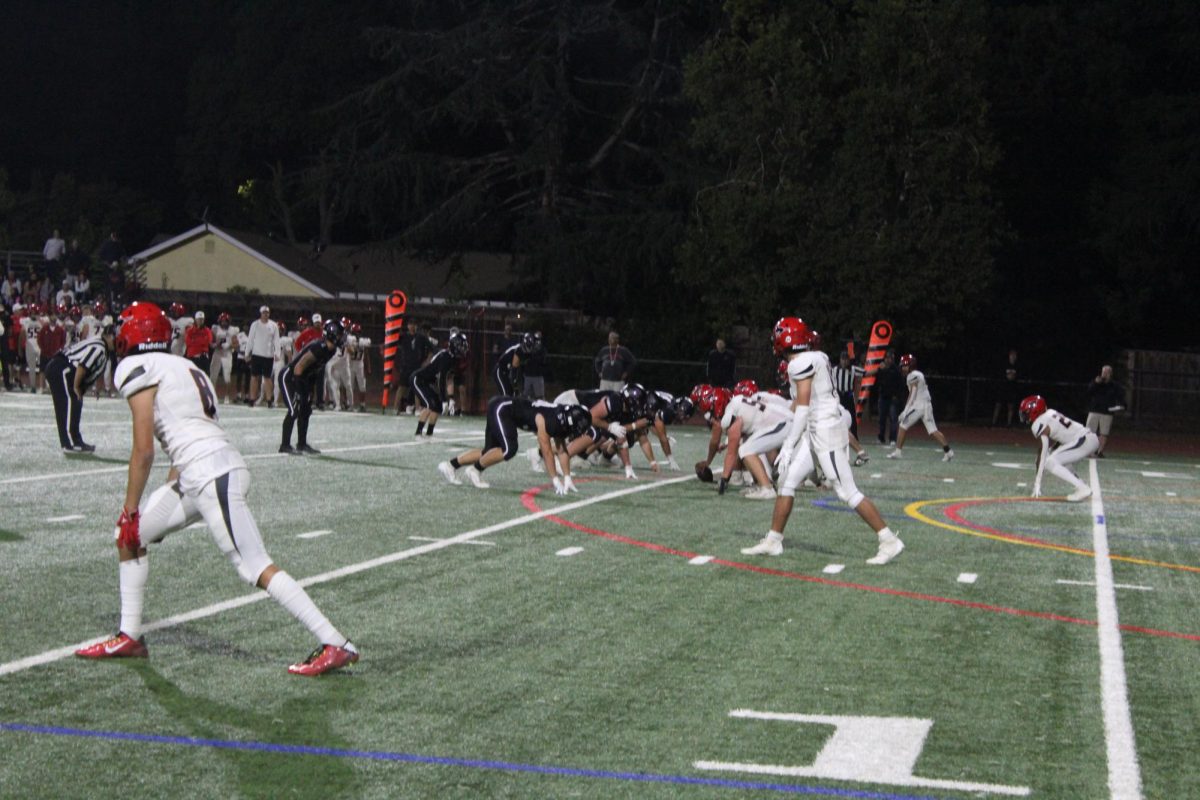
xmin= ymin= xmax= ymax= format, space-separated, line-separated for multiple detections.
xmin=742 ymin=317 xmax=904 ymax=564
xmin=1019 ymin=394 xmax=1098 ymax=502
xmin=75 ymin=302 xmax=359 ymax=676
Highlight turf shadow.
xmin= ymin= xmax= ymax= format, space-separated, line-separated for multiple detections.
xmin=314 ymin=454 xmax=416 ymax=471
xmin=0 ymin=529 xmax=25 ymax=542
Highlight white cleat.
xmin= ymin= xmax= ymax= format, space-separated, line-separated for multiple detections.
xmin=942 ymin=448 xmax=955 ymax=462
xmin=866 ymin=535 xmax=905 ymax=565
xmin=741 ymin=534 xmax=783 ymax=556
xmin=1066 ymin=487 xmax=1092 ymax=503
xmin=743 ymin=486 xmax=778 ymax=500
xmin=437 ymin=461 xmax=461 ymax=485
xmin=527 ymin=447 xmax=544 ymax=473
xmin=465 ymin=467 xmax=490 ymax=489
xmin=886 ymin=449 xmax=903 ymax=459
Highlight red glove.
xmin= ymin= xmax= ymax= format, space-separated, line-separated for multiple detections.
xmin=116 ymin=508 xmax=141 ymax=551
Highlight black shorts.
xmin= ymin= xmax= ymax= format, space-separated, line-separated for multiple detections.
xmin=410 ymin=376 xmax=442 ymax=414
xmin=250 ymin=354 xmax=273 ymax=377
xmin=482 ymin=396 xmax=520 ymax=459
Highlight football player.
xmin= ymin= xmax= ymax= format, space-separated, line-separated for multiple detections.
xmin=886 ymin=354 xmax=954 ymax=461
xmin=208 ymin=312 xmax=239 ymax=403
xmin=273 ymin=320 xmax=294 ymax=388
xmin=278 ymin=319 xmax=343 ymax=454
xmin=347 ymin=323 xmax=369 ymax=412
xmin=411 ymin=330 xmax=468 ymax=438
xmin=742 ymin=317 xmax=904 ymax=564
xmin=1020 ymin=395 xmax=1098 ymax=501
xmin=492 ymin=333 xmax=523 ymax=396
xmin=167 ymin=301 xmax=193 ymax=357
xmin=638 ymin=389 xmax=691 ymax=471
xmin=440 ymin=398 xmax=593 ymax=491
xmin=75 ymin=302 xmax=359 ymax=676
xmin=325 ymin=319 xmax=352 ymax=410
xmin=713 ymin=388 xmax=794 ymax=499
xmin=552 ymin=386 xmax=639 ymax=478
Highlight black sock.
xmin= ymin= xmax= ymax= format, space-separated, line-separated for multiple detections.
xmin=281 ymin=417 xmax=294 ymax=447
xmin=298 ymin=416 xmax=310 ymax=447
xmin=473 ymin=464 xmax=486 ymax=474
xmin=943 ymin=444 xmax=951 ymax=452
xmin=450 ymin=458 xmax=461 ymax=469
xmin=426 ymin=423 xmax=436 ymax=436
xmin=416 ymin=421 xmax=425 ymax=435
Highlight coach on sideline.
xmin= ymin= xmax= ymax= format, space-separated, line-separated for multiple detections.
xmin=46 ymin=334 xmax=108 ymax=453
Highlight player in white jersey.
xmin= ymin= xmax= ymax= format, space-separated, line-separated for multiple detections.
xmin=208 ymin=312 xmax=239 ymax=403
xmin=20 ymin=312 xmax=41 ymax=393
xmin=742 ymin=317 xmax=903 ymax=564
xmin=346 ymin=324 xmax=369 ymax=412
xmin=887 ymin=353 xmax=954 ymax=461
xmin=234 ymin=327 xmax=251 ymax=402
xmin=74 ymin=301 xmax=359 ymax=676
xmin=712 ymin=390 xmax=792 ymax=499
xmin=325 ymin=331 xmax=352 ymax=410
xmin=1019 ymin=395 xmax=1098 ymax=501
xmin=273 ymin=320 xmax=294 ymax=387
xmin=167 ymin=301 xmax=193 ymax=357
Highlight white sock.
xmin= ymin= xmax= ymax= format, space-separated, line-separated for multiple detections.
xmin=877 ymin=527 xmax=897 ymax=542
xmin=766 ymin=531 xmax=783 ymax=542
xmin=266 ymin=571 xmax=350 ymax=649
xmin=119 ymin=558 xmax=149 ymax=639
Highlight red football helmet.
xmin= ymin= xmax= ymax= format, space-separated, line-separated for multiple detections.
xmin=809 ymin=330 xmax=823 ymax=351
xmin=92 ymin=299 xmax=107 ymax=316
xmin=168 ymin=301 xmax=186 ymax=319
xmin=54 ymin=303 xmax=69 ymax=318
xmin=696 ymin=386 xmax=732 ymax=419
xmin=115 ymin=301 xmax=172 ymax=357
xmin=773 ymin=317 xmax=813 ymax=356
xmin=350 ymin=322 xmax=362 ymax=336
xmin=68 ymin=305 xmax=82 ymax=321
xmin=277 ymin=320 xmax=287 ymax=334
xmin=733 ymin=379 xmax=759 ymax=398
xmin=1019 ymin=395 xmax=1048 ymax=425
xmin=689 ymin=384 xmax=713 ymax=408
xmin=776 ymin=359 xmax=790 ymax=389
xmin=217 ymin=312 xmax=231 ymax=326
xmin=899 ymin=353 xmax=916 ymax=371
xmin=297 ymin=315 xmax=310 ymax=329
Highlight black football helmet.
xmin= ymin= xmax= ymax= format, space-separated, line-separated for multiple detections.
xmin=671 ymin=396 xmax=695 ymax=421
xmin=448 ymin=331 xmax=469 ymax=357
xmin=322 ymin=319 xmax=344 ymax=346
xmin=520 ymin=331 xmax=541 ymax=354
xmin=621 ymin=383 xmax=649 ymax=418
xmin=564 ymin=404 xmax=592 ymax=438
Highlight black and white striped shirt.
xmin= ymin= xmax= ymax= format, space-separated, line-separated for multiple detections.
xmin=831 ymin=363 xmax=864 ymax=395
xmin=60 ymin=336 xmax=109 ymax=389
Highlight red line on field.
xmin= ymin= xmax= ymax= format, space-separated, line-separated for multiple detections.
xmin=521 ymin=485 xmax=1200 ymax=643
xmin=943 ymin=499 xmax=1094 ymax=552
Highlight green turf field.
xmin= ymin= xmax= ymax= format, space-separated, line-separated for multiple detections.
xmin=1 ymin=392 xmax=1197 ymax=799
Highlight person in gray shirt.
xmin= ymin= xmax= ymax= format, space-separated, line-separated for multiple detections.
xmin=594 ymin=331 xmax=636 ymax=392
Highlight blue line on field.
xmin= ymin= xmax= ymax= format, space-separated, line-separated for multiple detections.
xmin=0 ymin=722 xmax=948 ymax=800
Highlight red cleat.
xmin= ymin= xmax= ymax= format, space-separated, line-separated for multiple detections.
xmin=287 ymin=643 xmax=359 ymax=676
xmin=75 ymin=632 xmax=148 ymax=659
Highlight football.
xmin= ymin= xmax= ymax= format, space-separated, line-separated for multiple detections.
xmin=695 ymin=461 xmax=714 ymax=482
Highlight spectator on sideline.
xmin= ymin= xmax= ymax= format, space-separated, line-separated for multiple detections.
xmin=393 ymin=318 xmax=430 ymax=415
xmin=43 ymin=228 xmax=67 ymax=278
xmin=72 ymin=267 xmax=91 ymax=304
xmin=185 ymin=310 xmax=214 ymax=374
xmin=2 ymin=269 xmax=22 ymax=305
xmin=594 ymin=330 xmax=636 ymax=392
xmin=0 ymin=306 xmax=12 ymax=391
xmin=706 ymin=338 xmax=736 ymax=389
xmin=1085 ymin=364 xmax=1124 ymax=458
xmin=875 ymin=349 xmax=903 ymax=446
xmin=55 ymin=278 xmax=76 ymax=309
xmin=37 ymin=310 xmax=67 ymax=374
xmin=522 ymin=331 xmax=547 ymax=400
xmin=97 ymin=231 xmax=125 ymax=266
xmin=991 ymin=348 xmax=1020 ymax=427
xmin=246 ymin=305 xmax=279 ymax=407
xmin=832 ymin=349 xmax=865 ymax=440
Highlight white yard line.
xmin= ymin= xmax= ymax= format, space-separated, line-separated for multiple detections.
xmin=1089 ymin=459 xmax=1144 ymax=800
xmin=0 ymin=475 xmax=690 ymax=677
xmin=1 ymin=436 xmax=483 ymax=486
xmin=1055 ymin=579 xmax=1153 ymax=592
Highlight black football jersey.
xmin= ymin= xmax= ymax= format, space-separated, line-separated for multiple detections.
xmin=286 ymin=341 xmax=333 ymax=387
xmin=413 ymin=349 xmax=455 ymax=382
xmin=576 ymin=389 xmax=624 ymax=421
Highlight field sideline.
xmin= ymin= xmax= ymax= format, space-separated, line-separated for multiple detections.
xmin=1 ymin=391 xmax=1197 ymax=799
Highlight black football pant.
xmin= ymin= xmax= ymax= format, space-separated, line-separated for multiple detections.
xmin=46 ymin=354 xmax=86 ymax=448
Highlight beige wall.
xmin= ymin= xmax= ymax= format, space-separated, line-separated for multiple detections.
xmin=144 ymin=234 xmax=320 ymax=298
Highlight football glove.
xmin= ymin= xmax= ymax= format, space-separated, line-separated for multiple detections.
xmin=624 ymin=465 xmax=636 ymax=479
xmin=717 ymin=477 xmax=729 ymax=495
xmin=775 ymin=447 xmax=792 ymax=476
xmin=1031 ymin=484 xmax=1042 ymax=499
xmin=607 ymin=422 xmax=626 ymax=439
xmin=563 ymin=475 xmax=578 ymax=493
xmin=552 ymin=476 xmax=567 ymax=495
xmin=666 ymin=456 xmax=680 ymax=471
xmin=116 ymin=508 xmax=141 ymax=551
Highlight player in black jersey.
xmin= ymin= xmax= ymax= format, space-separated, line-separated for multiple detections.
xmin=439 ymin=397 xmax=592 ymax=491
xmin=411 ymin=331 xmax=467 ymax=439
xmin=278 ymin=320 xmax=343 ymax=454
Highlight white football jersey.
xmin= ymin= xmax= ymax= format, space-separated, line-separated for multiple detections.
xmin=720 ymin=392 xmax=792 ymax=434
xmin=213 ymin=325 xmax=236 ymax=352
xmin=235 ymin=330 xmax=249 ymax=358
xmin=906 ymin=369 xmax=932 ymax=407
xmin=274 ymin=333 xmax=294 ymax=362
xmin=79 ymin=313 xmax=98 ymax=339
xmin=786 ymin=350 xmax=843 ymax=429
xmin=114 ymin=352 xmax=246 ymax=494
xmin=1031 ymin=408 xmax=1086 ymax=448
xmin=170 ymin=316 xmax=194 ymax=356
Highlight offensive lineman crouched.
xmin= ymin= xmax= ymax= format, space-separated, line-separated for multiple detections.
xmin=75 ymin=301 xmax=359 ymax=676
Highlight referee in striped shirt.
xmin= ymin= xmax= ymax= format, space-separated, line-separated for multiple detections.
xmin=832 ymin=349 xmax=865 ymax=440
xmin=45 ymin=335 xmax=108 ymax=453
